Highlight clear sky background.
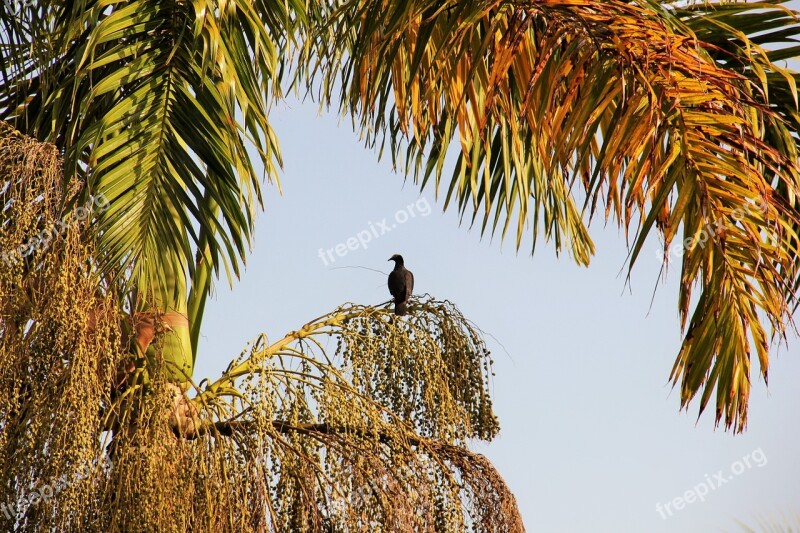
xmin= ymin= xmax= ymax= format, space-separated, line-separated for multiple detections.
xmin=193 ymin=63 xmax=800 ymax=533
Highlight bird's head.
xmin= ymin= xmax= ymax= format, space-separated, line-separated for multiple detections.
xmin=388 ymin=254 xmax=404 ymax=265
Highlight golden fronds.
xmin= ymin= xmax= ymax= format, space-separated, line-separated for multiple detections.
xmin=314 ymin=0 xmax=800 ymax=432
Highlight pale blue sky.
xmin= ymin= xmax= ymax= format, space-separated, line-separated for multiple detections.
xmin=194 ymin=88 xmax=800 ymax=531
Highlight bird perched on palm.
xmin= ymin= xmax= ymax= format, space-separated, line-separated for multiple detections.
xmin=388 ymin=254 xmax=414 ymax=315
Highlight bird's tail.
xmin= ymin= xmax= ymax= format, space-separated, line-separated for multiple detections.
xmin=394 ymin=301 xmax=407 ymax=316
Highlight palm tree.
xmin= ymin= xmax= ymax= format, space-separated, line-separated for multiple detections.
xmin=0 ymin=0 xmax=798 ymax=530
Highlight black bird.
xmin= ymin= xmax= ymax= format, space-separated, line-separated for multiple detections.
xmin=388 ymin=254 xmax=414 ymax=315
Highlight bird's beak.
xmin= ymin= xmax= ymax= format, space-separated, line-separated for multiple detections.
xmin=387 ymin=257 xmax=392 ymax=261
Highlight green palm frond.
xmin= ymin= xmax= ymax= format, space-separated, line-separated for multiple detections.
xmin=76 ymin=0 xmax=285 ymax=297
xmin=0 ymin=0 xmax=303 ymax=374
xmin=310 ymin=0 xmax=800 ymax=431
xmin=0 ymin=0 xmax=297 ymax=332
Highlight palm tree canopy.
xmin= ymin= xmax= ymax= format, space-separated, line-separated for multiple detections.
xmin=3 ymin=1 xmax=800 ymax=428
